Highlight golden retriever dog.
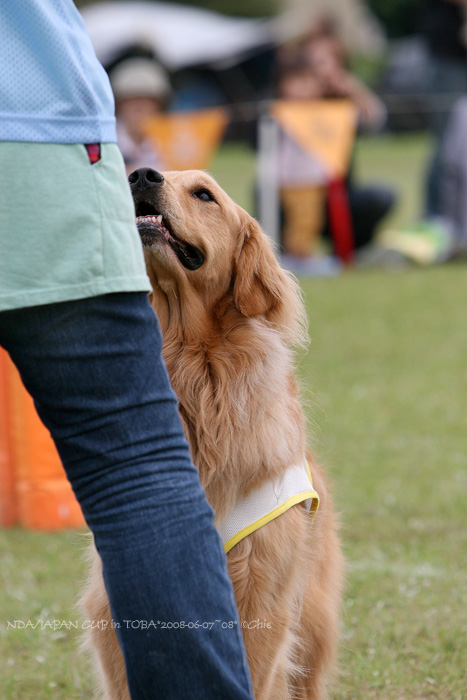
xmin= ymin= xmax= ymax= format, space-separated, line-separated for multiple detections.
xmin=81 ymin=168 xmax=343 ymax=700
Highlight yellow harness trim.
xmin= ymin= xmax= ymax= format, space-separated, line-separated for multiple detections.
xmin=218 ymin=459 xmax=319 ymax=554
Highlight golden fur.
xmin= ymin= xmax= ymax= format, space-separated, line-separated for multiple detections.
xmin=81 ymin=170 xmax=343 ymax=699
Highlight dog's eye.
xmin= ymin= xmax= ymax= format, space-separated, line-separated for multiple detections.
xmin=192 ymin=188 xmax=216 ymax=203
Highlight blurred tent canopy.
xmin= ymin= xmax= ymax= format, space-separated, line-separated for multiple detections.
xmin=81 ymin=1 xmax=282 ymax=72
xmin=80 ymin=1 xmax=386 ymax=74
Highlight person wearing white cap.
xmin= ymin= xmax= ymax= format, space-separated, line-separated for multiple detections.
xmin=111 ymin=57 xmax=172 ymax=174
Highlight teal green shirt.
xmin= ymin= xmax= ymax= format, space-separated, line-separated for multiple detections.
xmin=0 ymin=142 xmax=150 ymax=312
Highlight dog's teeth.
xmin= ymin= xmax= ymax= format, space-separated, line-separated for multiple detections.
xmin=136 ymin=215 xmax=161 ymax=224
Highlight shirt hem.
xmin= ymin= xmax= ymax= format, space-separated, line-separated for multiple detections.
xmin=0 ymin=276 xmax=151 ymax=312
xmin=0 ymin=114 xmax=117 ymax=144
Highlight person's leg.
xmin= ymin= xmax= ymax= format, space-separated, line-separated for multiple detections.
xmin=323 ymin=185 xmax=396 ymax=250
xmin=425 ymin=56 xmax=467 ymax=217
xmin=439 ymin=97 xmax=467 ymax=252
xmin=280 ymin=186 xmax=326 ymax=257
xmin=347 ymin=185 xmax=396 ymax=249
xmin=0 ymin=292 xmax=253 ymax=700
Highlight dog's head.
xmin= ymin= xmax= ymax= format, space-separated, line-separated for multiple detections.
xmin=129 ymin=167 xmax=306 ymax=345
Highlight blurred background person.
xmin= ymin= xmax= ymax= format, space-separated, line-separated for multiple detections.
xmin=275 ymin=57 xmax=337 ymax=275
xmin=300 ymin=15 xmax=386 ymax=130
xmin=110 ymin=56 xmax=172 ymax=174
xmin=274 ymin=16 xmax=396 ymax=273
xmin=378 ymin=0 xmax=467 ymax=265
xmin=380 ymin=92 xmax=467 ymax=264
xmin=419 ymin=0 xmax=467 ymax=218
xmin=439 ymin=96 xmax=467 ymax=255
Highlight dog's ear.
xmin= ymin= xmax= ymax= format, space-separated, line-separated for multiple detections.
xmin=233 ymin=216 xmax=280 ymax=318
xmin=233 ymin=215 xmax=307 ymax=346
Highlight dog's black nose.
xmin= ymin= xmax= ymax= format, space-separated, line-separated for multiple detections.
xmin=128 ymin=168 xmax=164 ymax=190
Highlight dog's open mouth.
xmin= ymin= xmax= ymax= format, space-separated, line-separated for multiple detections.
xmin=135 ymin=202 xmax=205 ymax=271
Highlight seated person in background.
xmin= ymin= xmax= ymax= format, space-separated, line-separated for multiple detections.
xmin=440 ymin=96 xmax=467 ymax=256
xmin=110 ymin=57 xmax=172 ymax=174
xmin=419 ymin=0 xmax=467 ymax=218
xmin=275 ymin=18 xmax=396 ymax=271
xmin=276 ymin=59 xmax=335 ymax=275
xmin=379 ymin=96 xmax=467 ymax=265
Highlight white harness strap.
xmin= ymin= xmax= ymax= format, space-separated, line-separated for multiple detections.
xmin=217 ymin=458 xmax=319 ymax=554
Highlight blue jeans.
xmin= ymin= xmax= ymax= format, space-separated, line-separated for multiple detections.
xmin=0 ymin=292 xmax=253 ymax=700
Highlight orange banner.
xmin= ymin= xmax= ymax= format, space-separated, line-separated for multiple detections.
xmin=271 ymin=99 xmax=357 ymax=179
xmin=143 ymin=107 xmax=229 ymax=170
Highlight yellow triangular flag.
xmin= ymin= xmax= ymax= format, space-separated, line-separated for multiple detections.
xmin=271 ymin=100 xmax=357 ymax=178
xmin=143 ymin=108 xmax=228 ymax=170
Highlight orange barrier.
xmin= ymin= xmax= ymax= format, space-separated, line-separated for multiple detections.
xmin=0 ymin=350 xmax=17 ymax=526
xmin=0 ymin=348 xmax=85 ymax=530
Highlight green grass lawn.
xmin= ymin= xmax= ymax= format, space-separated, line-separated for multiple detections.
xmin=1 ymin=135 xmax=466 ymax=699
xmin=300 ymin=266 xmax=467 ymax=699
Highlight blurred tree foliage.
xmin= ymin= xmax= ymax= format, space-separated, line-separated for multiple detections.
xmin=75 ymin=0 xmax=279 ymax=17
xmin=163 ymin=0 xmax=278 ymax=16
xmin=366 ymin=0 xmax=421 ymax=38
